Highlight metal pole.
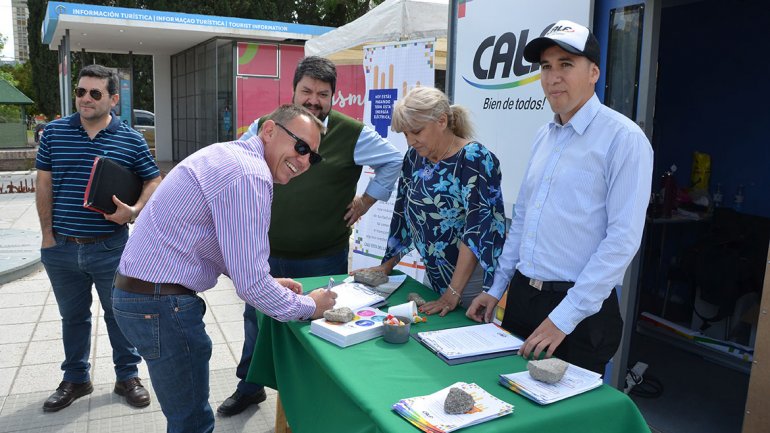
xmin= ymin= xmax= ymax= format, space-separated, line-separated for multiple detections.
xmin=63 ymin=29 xmax=72 ymax=116
xmin=129 ymin=50 xmax=134 ymax=127
xmin=445 ymin=0 xmax=458 ymax=102
xmin=58 ymin=40 xmax=64 ymax=116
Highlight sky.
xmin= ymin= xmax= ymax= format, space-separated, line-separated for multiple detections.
xmin=0 ymin=0 xmax=17 ymax=62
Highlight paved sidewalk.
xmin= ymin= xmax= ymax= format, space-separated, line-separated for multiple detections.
xmin=0 ymin=177 xmax=278 ymax=432
xmin=0 ymin=171 xmax=42 ymax=285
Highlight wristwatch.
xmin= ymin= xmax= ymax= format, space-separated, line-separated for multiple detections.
xmin=128 ymin=206 xmax=138 ymax=224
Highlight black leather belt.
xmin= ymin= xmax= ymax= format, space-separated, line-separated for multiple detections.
xmin=514 ymin=270 xmax=574 ymax=292
xmin=114 ymin=273 xmax=195 ymax=296
xmin=62 ymin=233 xmax=114 ymax=244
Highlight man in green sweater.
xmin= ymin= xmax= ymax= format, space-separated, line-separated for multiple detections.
xmin=218 ymin=56 xmax=403 ymax=416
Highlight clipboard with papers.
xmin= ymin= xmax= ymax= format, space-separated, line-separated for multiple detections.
xmin=413 ymin=323 xmax=524 ymax=365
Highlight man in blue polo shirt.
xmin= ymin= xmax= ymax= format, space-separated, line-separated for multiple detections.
xmin=35 ymin=64 xmax=162 ymax=412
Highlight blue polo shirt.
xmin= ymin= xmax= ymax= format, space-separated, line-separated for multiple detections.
xmin=36 ymin=112 xmax=160 ymax=237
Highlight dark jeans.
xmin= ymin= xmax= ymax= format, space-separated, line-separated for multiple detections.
xmin=235 ymin=248 xmax=349 ymax=395
xmin=501 ymin=271 xmax=623 ymax=375
xmin=112 ymin=287 xmax=213 ymax=433
xmin=40 ymin=226 xmax=141 ymax=383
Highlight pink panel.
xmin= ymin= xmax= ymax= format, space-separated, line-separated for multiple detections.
xmin=237 ymin=42 xmax=279 ymax=76
xmin=236 ymin=76 xmax=280 ymax=137
xmin=334 ymin=65 xmax=365 ymax=121
xmin=279 ymin=45 xmax=305 ymax=104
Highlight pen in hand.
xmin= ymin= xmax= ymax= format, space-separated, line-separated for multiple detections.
xmin=326 ymin=277 xmax=335 ymax=293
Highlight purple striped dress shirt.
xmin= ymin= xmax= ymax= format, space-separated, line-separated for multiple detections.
xmin=119 ymin=136 xmax=317 ymax=321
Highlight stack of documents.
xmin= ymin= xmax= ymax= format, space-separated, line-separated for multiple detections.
xmin=392 ymin=382 xmax=513 ymax=433
xmin=499 ymin=362 xmax=603 ymax=404
xmin=414 ymin=323 xmax=524 ymax=365
xmin=330 ymin=282 xmax=387 ymax=310
xmin=341 ymin=274 xmax=407 ymax=297
xmin=310 ymin=307 xmax=387 ymax=347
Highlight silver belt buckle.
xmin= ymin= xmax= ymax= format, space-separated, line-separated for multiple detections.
xmin=529 ymin=278 xmax=543 ymax=290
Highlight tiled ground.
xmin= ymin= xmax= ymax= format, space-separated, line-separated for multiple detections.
xmin=0 ymin=270 xmax=277 ymax=433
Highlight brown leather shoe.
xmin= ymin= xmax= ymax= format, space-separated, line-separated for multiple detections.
xmin=43 ymin=380 xmax=94 ymax=412
xmin=114 ymin=377 xmax=151 ymax=408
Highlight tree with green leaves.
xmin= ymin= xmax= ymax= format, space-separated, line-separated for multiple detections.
xmin=1 ymin=33 xmax=14 ymax=85
xmin=1 ymin=61 xmax=37 ymax=112
xmin=27 ymin=0 xmax=60 ymax=119
xmin=295 ymin=0 xmax=383 ymax=27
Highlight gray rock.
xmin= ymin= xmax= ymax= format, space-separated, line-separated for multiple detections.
xmin=444 ymin=387 xmax=475 ymax=414
xmin=407 ymin=292 xmax=426 ymax=307
xmin=354 ymin=270 xmax=389 ymax=287
xmin=323 ymin=307 xmax=354 ymax=323
xmin=527 ymin=358 xmax=569 ymax=384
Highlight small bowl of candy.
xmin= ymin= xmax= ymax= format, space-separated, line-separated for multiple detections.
xmin=382 ymin=315 xmax=411 ymax=344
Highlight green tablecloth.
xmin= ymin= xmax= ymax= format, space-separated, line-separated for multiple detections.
xmin=246 ymin=275 xmax=650 ymax=433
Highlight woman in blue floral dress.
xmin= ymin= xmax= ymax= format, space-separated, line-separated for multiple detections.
xmin=354 ymin=87 xmax=506 ymax=316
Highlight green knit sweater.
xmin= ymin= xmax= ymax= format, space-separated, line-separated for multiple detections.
xmin=268 ymin=110 xmax=364 ymax=258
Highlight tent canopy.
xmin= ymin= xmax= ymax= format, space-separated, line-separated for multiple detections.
xmin=304 ymin=0 xmax=448 ymax=69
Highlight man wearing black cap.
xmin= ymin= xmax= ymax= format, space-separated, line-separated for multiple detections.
xmin=466 ymin=20 xmax=653 ymax=374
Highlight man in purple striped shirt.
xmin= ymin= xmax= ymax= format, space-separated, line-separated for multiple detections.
xmin=112 ymin=104 xmax=337 ymax=433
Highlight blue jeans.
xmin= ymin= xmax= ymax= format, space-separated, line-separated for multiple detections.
xmin=40 ymin=227 xmax=140 ymax=383
xmin=235 ymin=248 xmax=349 ymax=395
xmin=112 ymin=286 xmax=214 ymax=433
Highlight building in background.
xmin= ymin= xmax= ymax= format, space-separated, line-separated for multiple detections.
xmin=11 ymin=0 xmax=28 ymax=62
xmin=42 ymin=1 xmax=359 ymax=162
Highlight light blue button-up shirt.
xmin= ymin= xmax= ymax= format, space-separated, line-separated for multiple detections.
xmin=241 ymin=114 xmax=401 ymax=201
xmin=488 ymin=94 xmax=653 ymax=335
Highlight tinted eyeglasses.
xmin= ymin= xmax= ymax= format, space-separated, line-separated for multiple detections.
xmin=275 ymin=122 xmax=322 ymax=165
xmin=74 ymin=87 xmax=111 ymax=101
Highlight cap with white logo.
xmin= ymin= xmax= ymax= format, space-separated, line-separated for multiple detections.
xmin=523 ymin=20 xmax=601 ymax=66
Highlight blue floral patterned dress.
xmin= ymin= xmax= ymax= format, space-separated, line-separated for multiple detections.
xmin=382 ymin=141 xmax=507 ymax=296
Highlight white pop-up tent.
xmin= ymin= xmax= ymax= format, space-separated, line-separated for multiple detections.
xmin=304 ymin=0 xmax=448 ymax=68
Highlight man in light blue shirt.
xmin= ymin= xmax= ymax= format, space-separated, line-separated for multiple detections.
xmin=466 ymin=20 xmax=653 ymax=374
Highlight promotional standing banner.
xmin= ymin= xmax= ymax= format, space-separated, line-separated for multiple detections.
xmin=452 ymin=0 xmax=591 ymax=209
xmin=351 ymin=39 xmax=436 ymax=281
xmin=449 ymin=0 xmax=591 ymax=325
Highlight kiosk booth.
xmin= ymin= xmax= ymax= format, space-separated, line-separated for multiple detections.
xmin=40 ymin=1 xmax=367 ymax=162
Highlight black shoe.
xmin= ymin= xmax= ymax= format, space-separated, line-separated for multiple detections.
xmin=216 ymin=388 xmax=267 ymax=416
xmin=43 ymin=380 xmax=94 ymax=412
xmin=114 ymin=377 xmax=151 ymax=408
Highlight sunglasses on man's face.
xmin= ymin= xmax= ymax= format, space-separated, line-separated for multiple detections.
xmin=74 ymin=87 xmax=110 ymax=101
xmin=275 ymin=122 xmax=322 ymax=165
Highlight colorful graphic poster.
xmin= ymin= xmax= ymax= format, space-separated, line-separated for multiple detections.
xmin=107 ymin=67 xmax=131 ymax=124
xmin=352 ymin=39 xmax=436 ymax=281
